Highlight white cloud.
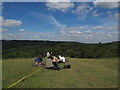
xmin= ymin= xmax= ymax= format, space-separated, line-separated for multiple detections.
xmin=7 ymin=33 xmax=13 ymax=36
xmin=46 ymin=0 xmax=71 ymax=2
xmin=63 ymin=26 xmax=87 ymax=30
xmin=93 ymin=10 xmax=114 ymax=17
xmin=92 ymin=10 xmax=100 ymax=17
xmin=0 ymin=28 xmax=8 ymax=32
xmin=50 ymin=15 xmax=66 ymax=29
xmin=0 ymin=1 xmax=4 ymax=10
xmin=72 ymin=3 xmax=93 ymax=21
xmin=94 ymin=0 xmax=119 ymax=9
xmin=55 ymin=29 xmax=118 ymax=43
xmin=114 ymin=13 xmax=120 ymax=20
xmin=2 ymin=29 xmax=118 ymax=43
xmin=59 ymin=30 xmax=66 ymax=34
xmin=107 ymin=11 xmax=112 ymax=14
xmin=18 ymin=29 xmax=25 ymax=32
xmin=46 ymin=0 xmax=74 ymax=12
xmin=0 ymin=16 xmax=2 ymax=19
xmin=2 ymin=33 xmax=23 ymax=40
xmin=54 ymin=25 xmax=118 ymax=42
xmin=5 ymin=33 xmax=16 ymax=37
xmin=2 ymin=18 xmax=22 ymax=27
xmin=3 ymin=30 xmax=49 ymax=40
xmin=68 ymin=30 xmax=82 ymax=34
xmin=91 ymin=26 xmax=118 ymax=30
xmin=84 ymin=31 xmax=92 ymax=33
xmin=94 ymin=0 xmax=120 ymax=2
xmin=63 ymin=26 xmax=117 ymax=31
xmin=30 ymin=32 xmax=48 ymax=35
xmin=0 ymin=16 xmax=3 ymax=26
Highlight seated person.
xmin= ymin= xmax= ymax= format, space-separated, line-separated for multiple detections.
xmin=48 ymin=55 xmax=60 ymax=67
xmin=45 ymin=58 xmax=54 ymax=69
xmin=46 ymin=56 xmax=61 ymax=70
xmin=46 ymin=52 xmax=50 ymax=57
xmin=34 ymin=55 xmax=43 ymax=65
xmin=58 ymin=55 xmax=66 ymax=63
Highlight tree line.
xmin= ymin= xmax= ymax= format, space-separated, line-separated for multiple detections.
xmin=2 ymin=40 xmax=120 ymax=59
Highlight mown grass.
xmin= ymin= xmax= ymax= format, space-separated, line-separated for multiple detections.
xmin=2 ymin=58 xmax=118 ymax=88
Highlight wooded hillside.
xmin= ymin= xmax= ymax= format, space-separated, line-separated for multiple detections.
xmin=2 ymin=40 xmax=120 ymax=59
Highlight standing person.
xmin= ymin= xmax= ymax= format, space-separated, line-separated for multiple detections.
xmin=34 ymin=55 xmax=43 ymax=66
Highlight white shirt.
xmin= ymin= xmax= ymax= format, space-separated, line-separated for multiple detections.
xmin=59 ymin=55 xmax=66 ymax=62
xmin=62 ymin=57 xmax=66 ymax=62
xmin=47 ymin=52 xmax=50 ymax=57
xmin=53 ymin=57 xmax=56 ymax=62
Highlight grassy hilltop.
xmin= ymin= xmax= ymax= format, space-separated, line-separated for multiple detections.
xmin=2 ymin=40 xmax=119 ymax=88
xmin=3 ymin=58 xmax=118 ymax=88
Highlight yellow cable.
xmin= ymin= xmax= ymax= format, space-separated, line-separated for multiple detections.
xmin=7 ymin=68 xmax=42 ymax=88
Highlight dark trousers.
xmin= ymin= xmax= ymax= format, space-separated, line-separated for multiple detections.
xmin=53 ymin=62 xmax=58 ymax=67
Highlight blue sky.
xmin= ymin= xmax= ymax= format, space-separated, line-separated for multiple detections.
xmin=1 ymin=1 xmax=119 ymax=43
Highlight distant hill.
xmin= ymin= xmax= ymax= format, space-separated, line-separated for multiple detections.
xmin=2 ymin=40 xmax=120 ymax=59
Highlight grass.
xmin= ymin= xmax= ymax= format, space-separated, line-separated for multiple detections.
xmin=2 ymin=57 xmax=118 ymax=88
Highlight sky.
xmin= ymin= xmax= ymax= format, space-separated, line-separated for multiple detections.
xmin=0 ymin=1 xmax=119 ymax=43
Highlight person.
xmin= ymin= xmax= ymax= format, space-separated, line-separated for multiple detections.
xmin=58 ymin=55 xmax=66 ymax=63
xmin=48 ymin=55 xmax=60 ymax=67
xmin=34 ymin=55 xmax=43 ymax=66
xmin=50 ymin=51 xmax=53 ymax=55
xmin=46 ymin=52 xmax=50 ymax=57
xmin=46 ymin=55 xmax=61 ymax=70
xmin=45 ymin=58 xmax=54 ymax=69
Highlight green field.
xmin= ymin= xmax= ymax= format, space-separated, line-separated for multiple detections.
xmin=2 ymin=58 xmax=118 ymax=88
